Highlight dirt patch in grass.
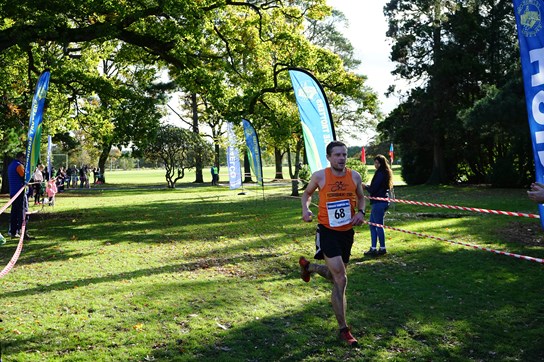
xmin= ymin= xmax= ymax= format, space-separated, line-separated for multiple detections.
xmin=497 ymin=221 xmax=544 ymax=246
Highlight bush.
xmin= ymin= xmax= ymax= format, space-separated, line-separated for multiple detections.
xmin=400 ymin=151 xmax=432 ymax=185
xmin=347 ymin=159 xmax=368 ymax=183
xmin=490 ymin=155 xmax=522 ymax=187
xmin=298 ymin=164 xmax=311 ymax=189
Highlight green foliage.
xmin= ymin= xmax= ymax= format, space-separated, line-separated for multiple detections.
xmin=0 ymin=0 xmax=381 ymax=196
xmin=400 ymin=147 xmax=434 ymax=185
xmin=459 ymin=78 xmax=533 ymax=186
xmin=490 ymin=155 xmax=521 ymax=188
xmin=346 ymin=158 xmax=368 ymax=183
xmin=298 ymin=163 xmax=311 ymax=189
xmin=144 ymin=124 xmax=212 ymax=188
xmin=382 ymin=0 xmax=523 ymax=185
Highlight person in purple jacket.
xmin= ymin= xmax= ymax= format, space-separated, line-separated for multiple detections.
xmin=363 ymin=154 xmax=393 ymax=256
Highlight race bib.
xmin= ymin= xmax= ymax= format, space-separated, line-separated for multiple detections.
xmin=326 ymin=199 xmax=351 ymax=227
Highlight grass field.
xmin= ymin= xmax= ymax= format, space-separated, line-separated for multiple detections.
xmin=102 ymin=165 xmax=405 ymax=187
xmin=0 ymin=168 xmax=542 ymax=361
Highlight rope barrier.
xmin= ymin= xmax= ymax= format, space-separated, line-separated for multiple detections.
xmin=0 ymin=184 xmax=27 ymax=215
xmin=0 ymin=227 xmax=25 ymax=278
xmin=363 ymin=220 xmax=544 ymax=264
xmin=0 ymin=184 xmax=29 ymax=278
xmin=367 ymin=196 xmax=540 ymax=219
xmin=307 ymin=196 xmax=542 ymax=264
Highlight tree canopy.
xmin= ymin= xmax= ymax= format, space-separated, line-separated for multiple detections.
xmin=380 ymin=0 xmax=528 ymax=186
xmin=0 ymin=0 xmax=380 ymax=190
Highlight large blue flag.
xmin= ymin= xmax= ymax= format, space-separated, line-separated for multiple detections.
xmin=25 ymin=70 xmax=51 ymax=183
xmin=242 ymin=119 xmax=263 ymax=186
xmin=513 ymin=0 xmax=544 ymax=226
xmin=226 ymin=122 xmax=242 ymax=190
xmin=288 ymin=68 xmax=336 ymax=174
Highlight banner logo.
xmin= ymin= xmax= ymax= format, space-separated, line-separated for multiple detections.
xmin=296 ymin=83 xmax=318 ymax=101
xmin=518 ymin=0 xmax=542 ymax=37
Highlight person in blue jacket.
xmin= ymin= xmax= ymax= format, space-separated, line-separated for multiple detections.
xmin=7 ymin=151 xmax=34 ymax=240
xmin=363 ymin=154 xmax=393 ymax=256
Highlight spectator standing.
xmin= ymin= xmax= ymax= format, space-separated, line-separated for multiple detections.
xmin=7 ymin=151 xmax=34 ymax=240
xmin=79 ymin=165 xmax=89 ymax=188
xmin=55 ymin=166 xmax=66 ymax=192
xmin=32 ymin=164 xmax=45 ymax=205
xmin=93 ymin=166 xmax=101 ymax=184
xmin=69 ymin=165 xmax=78 ymax=188
xmin=210 ymin=166 xmax=217 ymax=186
xmin=213 ymin=165 xmax=219 ymax=185
xmin=363 ymin=154 xmax=394 ymax=257
xmin=65 ymin=166 xmax=72 ymax=188
xmin=46 ymin=178 xmax=58 ymax=205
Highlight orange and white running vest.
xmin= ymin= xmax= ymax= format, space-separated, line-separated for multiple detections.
xmin=317 ymin=168 xmax=357 ymax=231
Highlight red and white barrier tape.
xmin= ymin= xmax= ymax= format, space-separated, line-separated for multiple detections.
xmin=0 ymin=184 xmax=27 ymax=215
xmin=364 ymin=220 xmax=544 ymax=264
xmin=367 ymin=196 xmax=539 ymax=219
xmin=0 ymin=225 xmax=25 ymax=278
xmin=0 ymin=184 xmax=29 ymax=278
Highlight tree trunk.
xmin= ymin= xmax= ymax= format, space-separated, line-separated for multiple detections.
xmin=191 ymin=93 xmax=204 ymax=183
xmin=98 ymin=142 xmax=113 ymax=183
xmin=426 ymin=135 xmax=446 ymax=184
xmin=288 ymin=139 xmax=304 ymax=197
xmin=214 ymin=143 xmax=220 ymax=184
xmin=289 ymin=149 xmax=299 ymax=197
xmin=274 ymin=148 xmax=284 ymax=181
xmin=426 ymin=1 xmax=447 ymax=185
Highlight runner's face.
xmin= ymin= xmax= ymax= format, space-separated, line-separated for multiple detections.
xmin=327 ymin=146 xmax=347 ymax=172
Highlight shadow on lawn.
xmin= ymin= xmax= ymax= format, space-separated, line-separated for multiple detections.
xmin=0 ymin=191 xmax=298 ymax=265
xmin=135 ymin=246 xmax=544 ymax=361
xmin=1 ymin=188 xmax=543 ymax=361
xmin=1 ymin=240 xmax=543 ymax=361
xmin=0 ymin=251 xmax=281 ymax=299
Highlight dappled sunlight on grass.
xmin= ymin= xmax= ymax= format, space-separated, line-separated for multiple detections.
xmin=0 ymin=177 xmax=543 ymax=361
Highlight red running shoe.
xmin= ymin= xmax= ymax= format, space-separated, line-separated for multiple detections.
xmin=339 ymin=327 xmax=358 ymax=347
xmin=298 ymin=256 xmax=311 ymax=282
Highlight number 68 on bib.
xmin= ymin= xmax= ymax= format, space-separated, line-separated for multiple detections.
xmin=326 ymin=199 xmax=351 ymax=227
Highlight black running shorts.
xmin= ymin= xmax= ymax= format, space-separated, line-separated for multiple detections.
xmin=314 ymin=224 xmax=354 ymax=263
